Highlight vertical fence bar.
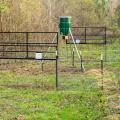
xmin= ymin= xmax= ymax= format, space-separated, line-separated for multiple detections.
xmin=85 ymin=27 xmax=87 ymax=43
xmin=72 ymin=48 xmax=74 ymax=67
xmin=117 ymin=67 xmax=120 ymax=90
xmin=56 ymin=32 xmax=59 ymax=89
xmin=2 ymin=45 xmax=4 ymax=56
xmin=26 ymin=32 xmax=29 ymax=58
xmin=101 ymin=54 xmax=104 ymax=90
xmin=105 ymin=27 xmax=107 ymax=44
xmin=104 ymin=27 xmax=108 ymax=62
xmin=56 ymin=53 xmax=58 ymax=89
xmin=66 ymin=40 xmax=68 ymax=62
xmin=0 ymin=33 xmax=5 ymax=57
xmin=80 ymin=53 xmax=83 ymax=72
xmin=41 ymin=61 xmax=44 ymax=71
xmin=80 ymin=51 xmax=85 ymax=72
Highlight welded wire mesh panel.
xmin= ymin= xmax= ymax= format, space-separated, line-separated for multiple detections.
xmin=62 ymin=43 xmax=104 ymax=63
xmin=105 ymin=38 xmax=120 ymax=62
xmin=0 ymin=33 xmax=26 ymax=58
xmin=28 ymin=33 xmax=57 ymax=43
xmin=0 ymin=33 xmax=26 ymax=43
xmin=0 ymin=60 xmax=56 ymax=89
xmin=58 ymin=54 xmax=106 ymax=119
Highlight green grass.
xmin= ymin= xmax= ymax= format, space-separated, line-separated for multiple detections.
xmin=0 ymin=37 xmax=119 ymax=120
xmin=0 ymin=68 xmax=105 ymax=120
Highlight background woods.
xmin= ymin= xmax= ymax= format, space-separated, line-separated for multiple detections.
xmin=0 ymin=0 xmax=120 ymax=32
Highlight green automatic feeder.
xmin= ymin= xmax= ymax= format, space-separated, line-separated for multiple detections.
xmin=59 ymin=16 xmax=72 ymax=40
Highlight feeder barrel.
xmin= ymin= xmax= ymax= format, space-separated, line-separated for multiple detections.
xmin=59 ymin=16 xmax=72 ymax=36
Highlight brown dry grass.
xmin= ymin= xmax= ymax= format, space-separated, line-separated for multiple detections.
xmin=87 ymin=68 xmax=120 ymax=119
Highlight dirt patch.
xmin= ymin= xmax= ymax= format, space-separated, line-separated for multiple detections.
xmin=0 ymin=62 xmax=54 ymax=75
xmin=0 ymin=84 xmax=33 ymax=89
xmin=0 ymin=84 xmax=54 ymax=90
xmin=87 ymin=69 xmax=102 ymax=78
xmin=59 ymin=66 xmax=81 ymax=74
xmin=12 ymin=115 xmax=25 ymax=120
xmin=105 ymin=114 xmax=120 ymax=120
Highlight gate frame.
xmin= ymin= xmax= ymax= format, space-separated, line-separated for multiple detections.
xmin=0 ymin=32 xmax=59 ymax=89
xmin=66 ymin=27 xmax=107 ymax=45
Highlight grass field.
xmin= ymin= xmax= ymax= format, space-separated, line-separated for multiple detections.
xmin=0 ymin=38 xmax=120 ymax=120
xmin=0 ymin=64 xmax=105 ymax=120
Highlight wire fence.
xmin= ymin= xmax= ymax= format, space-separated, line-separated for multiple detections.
xmin=0 ymin=32 xmax=119 ymax=119
xmin=0 ymin=60 xmax=57 ymax=89
xmin=58 ymin=35 xmax=120 ymax=119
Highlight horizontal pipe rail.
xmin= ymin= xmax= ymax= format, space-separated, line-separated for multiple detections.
xmin=0 ymin=44 xmax=57 ymax=47
xmin=72 ymin=34 xmax=105 ymax=37
xmin=68 ymin=38 xmax=105 ymax=40
xmin=66 ymin=42 xmax=106 ymax=45
xmin=0 ymin=57 xmax=56 ymax=60
xmin=72 ymin=27 xmax=106 ymax=29
xmin=0 ymin=51 xmax=56 ymax=53
xmin=0 ymin=42 xmax=57 ymax=45
xmin=0 ymin=32 xmax=58 ymax=34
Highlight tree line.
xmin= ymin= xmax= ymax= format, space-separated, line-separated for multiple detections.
xmin=0 ymin=0 xmax=120 ymax=32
